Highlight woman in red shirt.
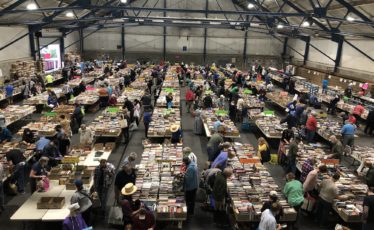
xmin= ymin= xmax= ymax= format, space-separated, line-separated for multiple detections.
xmin=306 ymin=111 xmax=318 ymax=143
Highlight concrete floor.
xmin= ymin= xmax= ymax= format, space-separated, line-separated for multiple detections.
xmin=0 ymin=86 xmax=370 ymax=230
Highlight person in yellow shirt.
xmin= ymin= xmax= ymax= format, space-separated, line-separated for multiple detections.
xmin=45 ymin=74 xmax=54 ymax=87
xmin=257 ymin=137 xmax=270 ymax=164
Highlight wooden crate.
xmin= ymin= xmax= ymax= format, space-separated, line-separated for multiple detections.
xmin=37 ymin=197 xmax=65 ymax=209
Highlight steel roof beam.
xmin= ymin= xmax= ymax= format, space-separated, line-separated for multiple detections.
xmin=334 ymin=0 xmax=372 ymax=24
xmin=0 ymin=0 xmax=28 ymax=14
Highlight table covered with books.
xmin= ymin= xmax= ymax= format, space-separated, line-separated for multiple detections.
xmin=292 ymin=143 xmax=368 ymax=223
xmin=133 ymin=142 xmax=187 ymax=225
xmin=201 ymin=109 xmax=240 ymax=139
xmin=148 ymin=108 xmax=181 ymax=138
xmin=228 ymin=142 xmax=297 ymax=223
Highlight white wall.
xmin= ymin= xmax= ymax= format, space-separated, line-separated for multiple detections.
xmin=0 ymin=26 xmax=31 ymax=62
xmin=288 ymin=37 xmax=374 ymax=74
xmin=309 ymin=39 xmax=337 ymax=66
xmin=65 ymin=31 xmax=80 ymax=53
xmin=83 ymin=26 xmax=283 ymax=56
xmin=341 ymin=39 xmax=374 ymax=73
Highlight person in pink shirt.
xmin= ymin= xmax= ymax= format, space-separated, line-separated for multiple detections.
xmin=353 ymin=103 xmax=365 ymax=126
xmin=303 ymin=165 xmax=328 ymax=196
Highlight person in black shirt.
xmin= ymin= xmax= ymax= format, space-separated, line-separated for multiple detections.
xmin=58 ymin=133 xmax=71 ymax=156
xmin=42 ymin=139 xmax=61 ymax=167
xmin=327 ymin=95 xmax=340 ymax=115
xmin=22 ymin=128 xmax=35 ymax=145
xmin=6 ymin=149 xmax=26 ymax=193
xmin=203 ymin=94 xmax=213 ymax=109
xmin=363 ymin=187 xmax=374 ymax=230
xmin=114 ymin=163 xmax=136 ymax=202
xmin=365 ymin=110 xmax=374 ymax=136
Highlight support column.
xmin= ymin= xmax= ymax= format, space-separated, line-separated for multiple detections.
xmin=334 ymin=37 xmax=344 ymax=73
xmin=163 ymin=0 xmax=166 ymax=61
xmin=36 ymin=34 xmax=41 ymax=60
xmin=79 ymin=28 xmax=84 ymax=55
xmin=60 ymin=33 xmax=65 ymax=66
xmin=121 ymin=24 xmax=125 ymax=60
xmin=282 ymin=37 xmax=288 ymax=57
xmin=203 ymin=0 xmax=208 ymax=64
xmin=303 ymin=36 xmax=310 ymax=65
xmin=28 ymin=26 xmax=36 ymax=60
xmin=243 ymin=15 xmax=249 ymax=69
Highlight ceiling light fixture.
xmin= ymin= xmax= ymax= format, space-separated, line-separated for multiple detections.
xmin=26 ymin=3 xmax=38 ymax=10
xmin=277 ymin=24 xmax=284 ymax=29
xmin=66 ymin=11 xmax=74 ymax=18
xmin=247 ymin=3 xmax=255 ymax=9
xmin=346 ymin=16 xmax=355 ymax=22
xmin=120 ymin=0 xmax=128 ymax=3
xmin=302 ymin=21 xmax=310 ymax=27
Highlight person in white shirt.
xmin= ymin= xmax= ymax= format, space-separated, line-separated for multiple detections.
xmin=183 ymin=147 xmax=197 ymax=164
xmin=79 ymin=125 xmax=94 ymax=145
xmin=258 ymin=203 xmax=282 ymax=230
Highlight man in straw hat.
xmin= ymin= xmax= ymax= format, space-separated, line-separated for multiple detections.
xmin=120 ymin=182 xmax=137 ymax=227
xmin=115 ymin=163 xmax=136 ymax=202
xmin=170 ymin=124 xmax=182 ymax=144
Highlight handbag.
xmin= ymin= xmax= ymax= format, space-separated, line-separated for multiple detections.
xmin=119 ymin=117 xmax=128 ymax=128
xmin=90 ymin=191 xmax=101 ymax=208
xmin=108 ymin=204 xmax=123 ymax=225
xmin=195 ymin=188 xmax=207 ymax=203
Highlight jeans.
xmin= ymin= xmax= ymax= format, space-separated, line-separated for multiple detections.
xmin=185 ymin=189 xmax=197 ymax=215
xmin=13 ymin=163 xmax=25 ymax=193
xmin=97 ymin=187 xmax=108 ymax=212
xmin=315 ymin=197 xmax=332 ymax=227
xmin=144 ymin=122 xmax=150 ymax=138
xmin=288 ymin=160 xmax=297 ymax=175
xmin=306 ymin=130 xmax=315 ymax=143
xmin=207 ymin=146 xmax=215 ymax=162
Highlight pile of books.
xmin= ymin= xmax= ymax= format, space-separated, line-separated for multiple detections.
xmin=1 ymin=105 xmax=36 ymax=126
xmin=88 ymin=109 xmax=124 ymax=137
xmin=117 ymin=88 xmax=145 ymax=104
xmin=148 ymin=108 xmax=181 ymax=137
xmin=133 ymin=143 xmax=187 ymax=219
xmin=24 ymin=88 xmax=63 ymax=105
xmin=228 ymin=142 xmax=297 ymax=222
xmin=156 ymin=88 xmax=180 ymax=107
xmin=255 ymin=116 xmax=286 ymax=138
xmin=69 ymin=91 xmax=100 ymax=105
xmin=201 ymin=109 xmax=239 ymax=137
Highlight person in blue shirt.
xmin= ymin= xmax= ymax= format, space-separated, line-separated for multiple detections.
xmin=322 ymin=78 xmax=329 ymax=94
xmin=143 ymin=110 xmax=152 ymax=138
xmin=183 ymin=157 xmax=198 ymax=216
xmin=35 ymin=136 xmax=51 ymax=152
xmin=309 ymin=94 xmax=318 ymax=107
xmin=341 ymin=121 xmax=356 ymax=148
xmin=5 ymin=80 xmax=14 ymax=104
xmin=214 ymin=117 xmax=224 ymax=132
xmin=211 ymin=142 xmax=235 ymax=170
xmin=0 ymin=127 xmax=12 ymax=143
xmin=47 ymin=90 xmax=58 ymax=108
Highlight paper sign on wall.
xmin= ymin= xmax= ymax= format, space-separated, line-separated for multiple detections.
xmin=340 ymin=78 xmax=343 ymax=82
xmin=308 ymin=70 xmax=311 ymax=74
xmin=353 ymin=82 xmax=357 ymax=86
xmin=344 ymin=79 xmax=347 ymax=83
xmin=359 ymin=83 xmax=363 ymax=87
xmin=328 ymin=75 xmax=331 ymax=79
